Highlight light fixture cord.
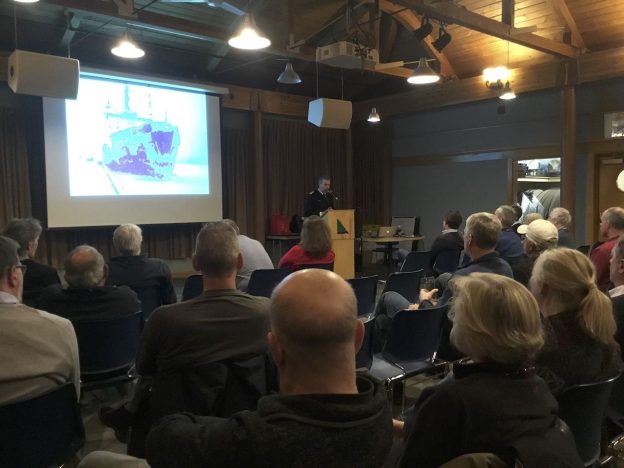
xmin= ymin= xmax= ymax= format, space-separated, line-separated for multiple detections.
xmin=66 ymin=13 xmax=71 ymax=58
xmin=316 ymin=59 xmax=319 ymax=98
xmin=13 ymin=5 xmax=18 ymax=50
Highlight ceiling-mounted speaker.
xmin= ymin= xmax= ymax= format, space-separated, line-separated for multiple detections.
xmin=307 ymin=98 xmax=352 ymax=130
xmin=8 ymin=50 xmax=80 ymax=99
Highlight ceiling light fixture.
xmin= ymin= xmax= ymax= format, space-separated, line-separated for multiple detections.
xmin=228 ymin=13 xmax=271 ymax=50
xmin=499 ymin=81 xmax=516 ymax=100
xmin=111 ymin=33 xmax=145 ymax=59
xmin=367 ymin=107 xmax=381 ymax=123
xmin=432 ymin=27 xmax=452 ymax=53
xmin=13 ymin=0 xmax=39 ymax=3
xmin=407 ymin=58 xmax=440 ymax=85
xmin=413 ymin=18 xmax=433 ymax=41
xmin=483 ymin=66 xmax=510 ymax=89
xmin=277 ymin=62 xmax=301 ymax=84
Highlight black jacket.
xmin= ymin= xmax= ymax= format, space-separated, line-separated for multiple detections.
xmin=303 ymin=190 xmax=334 ymax=217
xmin=428 ymin=231 xmax=463 ymax=272
xmin=107 ymin=255 xmax=177 ymax=305
xmin=146 ymin=373 xmax=393 ymax=468
xmin=21 ymin=258 xmax=61 ymax=307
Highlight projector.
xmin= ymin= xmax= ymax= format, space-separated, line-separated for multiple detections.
xmin=316 ymin=41 xmax=379 ymax=69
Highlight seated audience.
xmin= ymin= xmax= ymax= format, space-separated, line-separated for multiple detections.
xmin=494 ymin=205 xmax=523 ymax=259
xmin=144 ymin=269 xmax=393 ymax=468
xmin=0 ymin=236 xmax=79 ymax=404
xmin=37 ymin=245 xmax=140 ymax=321
xmin=395 ymin=273 xmax=582 ymax=468
xmin=373 ymin=212 xmax=512 ymax=353
xmin=107 ymin=224 xmax=177 ymax=305
xmin=100 ymin=222 xmax=271 ymax=452
xmin=509 ymin=219 xmax=558 ymax=286
xmin=591 ymin=207 xmax=624 ymax=292
xmin=222 ymin=219 xmax=274 ymax=292
xmin=609 ymin=235 xmax=624 ymax=356
xmin=2 ymin=217 xmax=60 ymax=306
xmin=548 ymin=207 xmax=575 ymax=248
xmin=428 ymin=210 xmax=463 ymax=275
xmin=278 ymin=215 xmax=335 ymax=270
xmin=530 ymin=248 xmax=622 ymax=392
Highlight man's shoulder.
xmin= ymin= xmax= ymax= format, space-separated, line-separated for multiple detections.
xmin=3 ymin=302 xmax=73 ymax=329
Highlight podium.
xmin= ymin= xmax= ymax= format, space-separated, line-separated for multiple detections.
xmin=321 ymin=209 xmax=355 ymax=279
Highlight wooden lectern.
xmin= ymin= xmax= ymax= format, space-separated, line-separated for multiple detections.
xmin=321 ymin=209 xmax=355 ymax=279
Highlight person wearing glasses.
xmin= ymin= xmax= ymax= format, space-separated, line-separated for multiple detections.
xmin=0 ymin=235 xmax=79 ymax=404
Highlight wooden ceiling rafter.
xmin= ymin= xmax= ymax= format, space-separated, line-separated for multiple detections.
xmin=549 ymin=0 xmax=586 ymax=49
xmin=390 ymin=0 xmax=579 ymax=58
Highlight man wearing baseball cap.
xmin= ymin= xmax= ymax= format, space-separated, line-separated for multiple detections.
xmin=511 ymin=219 xmax=559 ymax=286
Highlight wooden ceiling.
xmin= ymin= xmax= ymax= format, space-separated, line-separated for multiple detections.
xmin=1 ymin=0 xmax=624 ymax=114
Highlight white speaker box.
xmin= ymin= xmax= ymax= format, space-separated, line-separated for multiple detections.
xmin=308 ymin=98 xmax=352 ymax=130
xmin=8 ymin=50 xmax=80 ymax=99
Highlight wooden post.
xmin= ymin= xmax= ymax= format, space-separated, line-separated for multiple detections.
xmin=253 ymin=108 xmax=266 ymax=243
xmin=345 ymin=127 xmax=354 ymax=209
xmin=561 ymin=84 xmax=576 ymax=221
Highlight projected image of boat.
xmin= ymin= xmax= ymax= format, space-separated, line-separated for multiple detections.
xmin=102 ymin=86 xmax=181 ymax=181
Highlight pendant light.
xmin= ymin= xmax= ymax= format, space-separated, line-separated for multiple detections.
xmin=367 ymin=107 xmax=381 ymax=123
xmin=407 ymin=58 xmax=440 ymax=85
xmin=111 ymin=33 xmax=145 ymax=59
xmin=228 ymin=14 xmax=271 ymax=50
xmin=277 ymin=62 xmax=301 ymax=84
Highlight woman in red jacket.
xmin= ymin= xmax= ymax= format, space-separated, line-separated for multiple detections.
xmin=278 ymin=215 xmax=335 ymax=271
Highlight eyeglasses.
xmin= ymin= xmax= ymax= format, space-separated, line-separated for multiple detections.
xmin=15 ymin=264 xmax=27 ymax=274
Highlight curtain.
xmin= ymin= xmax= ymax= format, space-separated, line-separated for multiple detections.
xmin=222 ymin=128 xmax=255 ymax=235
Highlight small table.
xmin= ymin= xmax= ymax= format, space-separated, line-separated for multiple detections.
xmin=360 ymin=235 xmax=425 ymax=269
xmin=265 ymin=235 xmax=300 ymax=265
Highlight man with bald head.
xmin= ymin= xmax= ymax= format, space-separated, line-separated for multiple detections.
xmin=145 ymin=269 xmax=393 ymax=468
xmin=592 ymin=207 xmax=624 ymax=292
xmin=37 ymin=245 xmax=139 ymax=321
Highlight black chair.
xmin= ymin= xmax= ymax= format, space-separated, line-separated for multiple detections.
xmin=558 ymin=374 xmax=620 ymax=465
xmin=400 ymin=251 xmax=431 ymax=273
xmin=131 ymin=285 xmax=163 ymax=322
xmin=72 ymin=310 xmax=143 ymax=391
xmin=382 ymin=270 xmax=425 ymax=303
xmin=433 ymin=250 xmax=462 ymax=275
xmin=369 ymin=305 xmax=448 ymax=409
xmin=577 ymin=244 xmax=590 ymax=256
xmin=182 ymin=274 xmax=202 ymax=301
xmin=347 ymin=275 xmax=379 ymax=316
xmin=292 ymin=262 xmax=334 ymax=271
xmin=0 ymin=383 xmax=85 ymax=468
xmin=247 ymin=268 xmax=290 ymax=298
xmin=356 ymin=314 xmax=375 ymax=370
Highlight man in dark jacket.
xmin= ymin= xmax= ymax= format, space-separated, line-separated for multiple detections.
xmin=428 ymin=210 xmax=463 ymax=275
xmin=303 ymin=175 xmax=335 ymax=217
xmin=145 ymin=269 xmax=393 ymax=468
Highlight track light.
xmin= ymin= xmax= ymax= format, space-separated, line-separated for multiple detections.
xmin=407 ymin=58 xmax=440 ymax=85
xmin=432 ymin=27 xmax=452 ymax=53
xmin=277 ymin=62 xmax=301 ymax=84
xmin=413 ymin=19 xmax=433 ymax=41
xmin=367 ymin=107 xmax=381 ymax=123
xmin=499 ymin=81 xmax=516 ymax=100
xmin=228 ymin=14 xmax=271 ymax=50
xmin=111 ymin=33 xmax=145 ymax=59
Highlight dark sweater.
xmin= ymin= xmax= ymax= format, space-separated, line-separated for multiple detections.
xmin=145 ymin=373 xmax=393 ymax=468
xmin=21 ymin=258 xmax=61 ymax=307
xmin=107 ymin=255 xmax=177 ymax=305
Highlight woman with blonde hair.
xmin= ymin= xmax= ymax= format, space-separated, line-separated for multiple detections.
xmin=278 ymin=215 xmax=335 ymax=270
xmin=530 ymin=247 xmax=621 ymax=391
xmin=397 ymin=273 xmax=582 ymax=468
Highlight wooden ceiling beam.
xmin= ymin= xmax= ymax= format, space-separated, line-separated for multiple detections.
xmin=353 ymin=47 xmax=624 ymax=121
xmin=550 ymin=0 xmax=586 ymax=49
xmin=390 ymin=0 xmax=579 ymax=58
xmin=501 ymin=0 xmax=514 ymax=27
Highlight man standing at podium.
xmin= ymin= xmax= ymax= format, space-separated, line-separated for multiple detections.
xmin=304 ymin=175 xmax=335 ymax=217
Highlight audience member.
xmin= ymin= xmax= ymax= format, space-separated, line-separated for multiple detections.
xmin=373 ymin=212 xmax=512 ymax=353
xmin=37 ymin=245 xmax=140 ymax=321
xmin=509 ymin=219 xmax=559 ymax=286
xmin=609 ymin=235 xmax=624 ymax=357
xmin=100 ymin=222 xmax=271 ymax=449
xmin=0 ymin=235 xmax=79 ymax=404
xmin=304 ymin=175 xmax=334 ymax=217
xmin=107 ymin=224 xmax=177 ymax=305
xmin=2 ymin=217 xmax=60 ymax=306
xmin=511 ymin=204 xmax=523 ymax=234
xmin=396 ymin=273 xmax=582 ymax=468
xmin=530 ymin=248 xmax=622 ymax=392
xmin=428 ymin=210 xmax=463 ymax=275
xmin=548 ymin=207 xmax=575 ymax=248
xmin=591 ymin=207 xmax=624 ymax=292
xmin=222 ymin=219 xmax=274 ymax=292
xmin=523 ymin=212 xmax=543 ymax=225
xmin=278 ymin=215 xmax=335 ymax=270
xmin=494 ymin=205 xmax=523 ymax=259
xmin=144 ymin=269 xmax=393 ymax=468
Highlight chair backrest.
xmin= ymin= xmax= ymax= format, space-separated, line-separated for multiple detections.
xmin=356 ymin=314 xmax=375 ymax=370
xmin=347 ymin=275 xmax=378 ymax=316
xmin=392 ymin=216 xmax=417 ymax=251
xmin=292 ymin=262 xmax=334 ymax=272
xmin=558 ymin=374 xmax=620 ymax=464
xmin=433 ymin=249 xmax=462 ymax=275
xmin=0 ymin=383 xmax=85 ymax=468
xmin=382 ymin=270 xmax=425 ymax=303
xmin=400 ymin=251 xmax=431 ymax=273
xmin=72 ymin=310 xmax=143 ymax=375
xmin=182 ymin=274 xmax=203 ymax=301
xmin=131 ymin=285 xmax=163 ymax=321
xmin=247 ymin=268 xmax=290 ymax=298
xmin=382 ymin=305 xmax=447 ymax=363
